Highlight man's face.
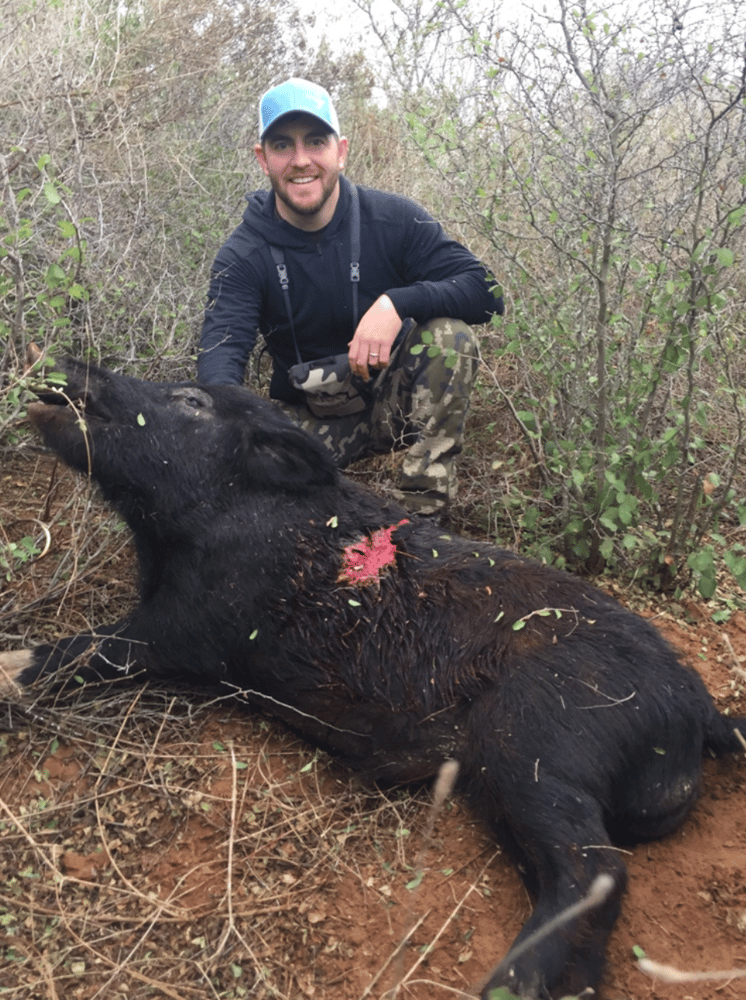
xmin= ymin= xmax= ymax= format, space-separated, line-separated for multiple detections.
xmin=255 ymin=114 xmax=349 ymax=231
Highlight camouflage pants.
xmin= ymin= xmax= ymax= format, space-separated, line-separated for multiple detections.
xmin=274 ymin=318 xmax=479 ymax=511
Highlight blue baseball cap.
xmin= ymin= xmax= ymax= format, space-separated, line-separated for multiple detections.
xmin=258 ymin=78 xmax=340 ymax=139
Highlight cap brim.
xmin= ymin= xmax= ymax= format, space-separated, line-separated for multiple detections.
xmin=260 ymin=111 xmax=337 ymax=139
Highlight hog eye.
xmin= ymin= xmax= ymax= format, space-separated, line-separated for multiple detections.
xmin=173 ymin=386 xmax=212 ymax=411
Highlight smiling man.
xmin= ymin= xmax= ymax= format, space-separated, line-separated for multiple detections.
xmin=256 ymin=115 xmax=345 ymax=227
xmin=198 ymin=78 xmax=503 ymax=514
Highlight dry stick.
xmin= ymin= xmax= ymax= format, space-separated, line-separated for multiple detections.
xmin=7 ymin=936 xmax=62 ymax=1000
xmin=473 ymin=873 xmax=616 ymax=996
xmin=211 ymin=738 xmax=257 ymax=963
xmin=5 ymin=787 xmax=199 ymax=1000
xmin=0 ymin=884 xmax=304 ymax=927
xmin=141 ymin=693 xmax=179 ymax=776
xmin=93 ymin=683 xmax=144 ymax=781
xmin=394 ymin=761 xmax=460 ymax=994
xmin=357 ymin=911 xmax=432 ymax=1000
xmin=192 ymin=961 xmax=226 ymax=1000
xmin=392 ymin=980 xmax=479 ymax=999
xmin=718 ymin=632 xmax=746 ymax=755
xmin=37 ymin=951 xmax=61 ymax=1000
xmin=52 ymin=908 xmax=199 ymax=1000
xmin=88 ymin=900 xmax=177 ymax=1000
xmin=0 ymin=774 xmax=202 ymax=851
xmin=72 ymin=708 xmax=199 ymax=1000
xmin=205 ymin=740 xmax=265 ymax=984
xmin=364 ymin=760 xmax=460 ymax=1000
xmin=0 ymin=792 xmax=65 ymax=883
xmin=216 ymin=739 xmax=241 ymax=954
xmin=90 ymin=693 xmax=187 ymax=919
xmin=638 ymin=957 xmax=746 ymax=984
xmin=721 ymin=632 xmax=746 ymax=683
xmin=387 ymin=858 xmax=501 ymax=1000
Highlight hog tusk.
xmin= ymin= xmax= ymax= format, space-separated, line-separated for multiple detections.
xmin=33 ymin=520 xmax=52 ymax=560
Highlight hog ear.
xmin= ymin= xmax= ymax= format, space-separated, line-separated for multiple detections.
xmin=234 ymin=423 xmax=338 ymax=493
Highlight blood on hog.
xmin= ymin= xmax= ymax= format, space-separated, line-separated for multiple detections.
xmin=339 ymin=520 xmax=409 ymax=585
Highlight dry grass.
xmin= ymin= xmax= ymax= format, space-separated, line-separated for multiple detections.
xmin=1 ymin=682 xmax=489 ymax=1000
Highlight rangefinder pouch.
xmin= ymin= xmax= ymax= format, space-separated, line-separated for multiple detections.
xmin=288 ymin=353 xmax=372 ymax=417
xmin=287 ymin=319 xmax=415 ymax=418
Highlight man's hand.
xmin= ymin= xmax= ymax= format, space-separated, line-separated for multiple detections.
xmin=348 ymin=295 xmax=402 ymax=380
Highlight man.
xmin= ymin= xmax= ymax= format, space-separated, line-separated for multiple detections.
xmin=198 ymin=78 xmax=503 ymax=513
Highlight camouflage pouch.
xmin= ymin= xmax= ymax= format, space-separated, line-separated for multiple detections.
xmin=288 ymin=353 xmax=373 ymax=417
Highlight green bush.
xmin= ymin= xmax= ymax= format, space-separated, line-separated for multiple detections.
xmin=359 ymin=0 xmax=746 ymax=598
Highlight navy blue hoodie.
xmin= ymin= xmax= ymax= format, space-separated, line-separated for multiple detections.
xmin=198 ymin=175 xmax=502 ymax=402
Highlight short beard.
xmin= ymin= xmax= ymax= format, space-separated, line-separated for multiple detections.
xmin=273 ymin=173 xmax=339 ymax=218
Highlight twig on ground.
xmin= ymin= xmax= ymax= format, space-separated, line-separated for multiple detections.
xmin=638 ymin=957 xmax=746 ymax=984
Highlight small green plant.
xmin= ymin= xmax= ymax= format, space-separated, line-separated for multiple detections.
xmin=1 ymin=152 xmax=89 ymax=362
xmin=1 ymin=151 xmax=82 ymax=447
xmin=0 ymin=535 xmax=41 ymax=582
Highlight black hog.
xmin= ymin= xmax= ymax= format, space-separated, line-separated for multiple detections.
xmin=1 ymin=359 xmax=743 ymax=1000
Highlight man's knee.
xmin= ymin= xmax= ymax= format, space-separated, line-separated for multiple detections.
xmin=417 ymin=317 xmax=479 ymax=360
xmin=399 ymin=318 xmax=479 ymax=388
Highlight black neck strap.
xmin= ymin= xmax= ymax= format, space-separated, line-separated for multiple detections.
xmin=270 ymin=184 xmax=360 ymax=366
